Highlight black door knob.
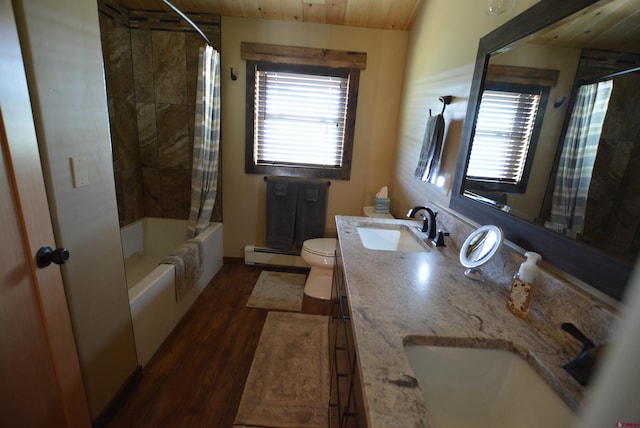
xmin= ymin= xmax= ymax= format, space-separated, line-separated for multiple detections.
xmin=36 ymin=246 xmax=70 ymax=268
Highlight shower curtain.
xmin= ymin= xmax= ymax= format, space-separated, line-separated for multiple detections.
xmin=188 ymin=45 xmax=220 ymax=237
xmin=547 ymin=79 xmax=613 ymax=238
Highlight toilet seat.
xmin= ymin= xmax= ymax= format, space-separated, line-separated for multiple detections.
xmin=302 ymin=238 xmax=336 ymax=257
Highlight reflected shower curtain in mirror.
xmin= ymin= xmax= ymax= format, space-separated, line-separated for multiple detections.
xmin=188 ymin=45 xmax=220 ymax=237
xmin=547 ymin=80 xmax=613 ymax=238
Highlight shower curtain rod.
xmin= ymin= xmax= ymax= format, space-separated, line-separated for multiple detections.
xmin=162 ymin=0 xmax=212 ymax=46
xmin=579 ymin=65 xmax=640 ymax=86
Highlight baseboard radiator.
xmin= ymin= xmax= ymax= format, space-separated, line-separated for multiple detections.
xmin=244 ymin=245 xmax=310 ymax=268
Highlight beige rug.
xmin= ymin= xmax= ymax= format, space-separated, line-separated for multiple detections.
xmin=234 ymin=312 xmax=329 ymax=428
xmin=246 ymin=271 xmax=306 ymax=312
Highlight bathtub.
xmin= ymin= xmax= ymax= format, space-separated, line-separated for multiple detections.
xmin=120 ymin=217 xmax=223 ymax=366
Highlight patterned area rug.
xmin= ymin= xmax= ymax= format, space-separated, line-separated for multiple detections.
xmin=246 ymin=271 xmax=306 ymax=312
xmin=234 ymin=312 xmax=329 ymax=428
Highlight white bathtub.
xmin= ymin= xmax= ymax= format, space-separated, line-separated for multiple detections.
xmin=120 ymin=217 xmax=223 ymax=366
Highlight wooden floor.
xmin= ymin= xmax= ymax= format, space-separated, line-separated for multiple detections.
xmin=104 ymin=262 xmax=316 ymax=428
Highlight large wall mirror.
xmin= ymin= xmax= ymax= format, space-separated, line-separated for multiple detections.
xmin=451 ymin=0 xmax=640 ymax=301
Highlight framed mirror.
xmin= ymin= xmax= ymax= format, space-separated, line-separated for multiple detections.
xmin=451 ymin=0 xmax=640 ymax=300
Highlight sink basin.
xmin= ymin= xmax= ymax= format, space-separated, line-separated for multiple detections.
xmin=357 ymin=225 xmax=427 ymax=252
xmin=404 ymin=345 xmax=575 ymax=427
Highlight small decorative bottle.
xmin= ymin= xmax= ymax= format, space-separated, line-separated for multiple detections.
xmin=507 ymin=252 xmax=541 ymax=318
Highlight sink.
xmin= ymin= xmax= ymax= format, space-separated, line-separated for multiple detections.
xmin=357 ymin=225 xmax=427 ymax=252
xmin=404 ymin=345 xmax=575 ymax=427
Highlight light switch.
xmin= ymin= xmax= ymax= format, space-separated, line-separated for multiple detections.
xmin=70 ymin=157 xmax=89 ymax=187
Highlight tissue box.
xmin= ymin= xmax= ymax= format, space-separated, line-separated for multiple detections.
xmin=374 ymin=197 xmax=390 ymax=214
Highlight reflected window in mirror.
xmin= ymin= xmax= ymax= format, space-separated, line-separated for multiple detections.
xmin=466 ymin=81 xmax=549 ymax=197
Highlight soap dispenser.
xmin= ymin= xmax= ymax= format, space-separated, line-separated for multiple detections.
xmin=507 ymin=252 xmax=541 ymax=318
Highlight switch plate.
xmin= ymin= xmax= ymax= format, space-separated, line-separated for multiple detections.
xmin=70 ymin=157 xmax=89 ymax=187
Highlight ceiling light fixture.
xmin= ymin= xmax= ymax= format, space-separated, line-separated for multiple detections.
xmin=487 ymin=0 xmax=516 ymax=15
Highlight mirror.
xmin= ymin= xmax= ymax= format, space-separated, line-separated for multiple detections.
xmin=451 ymin=0 xmax=640 ymax=300
xmin=460 ymin=225 xmax=504 ymax=281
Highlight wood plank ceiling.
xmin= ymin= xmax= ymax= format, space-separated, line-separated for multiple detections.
xmin=117 ymin=0 xmax=640 ymax=47
xmin=118 ymin=0 xmax=424 ymax=30
xmin=528 ymin=0 xmax=640 ymax=53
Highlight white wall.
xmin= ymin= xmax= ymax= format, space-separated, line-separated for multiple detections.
xmin=13 ymin=0 xmax=138 ymax=418
xmin=221 ymin=17 xmax=408 ymax=257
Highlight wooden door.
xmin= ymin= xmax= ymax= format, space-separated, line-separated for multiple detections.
xmin=0 ymin=0 xmax=91 ymax=426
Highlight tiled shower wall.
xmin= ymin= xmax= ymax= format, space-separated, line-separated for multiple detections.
xmin=98 ymin=0 xmax=222 ymax=227
xmin=573 ymin=49 xmax=640 ymax=263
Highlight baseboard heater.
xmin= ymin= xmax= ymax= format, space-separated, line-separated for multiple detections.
xmin=244 ymin=245 xmax=310 ymax=268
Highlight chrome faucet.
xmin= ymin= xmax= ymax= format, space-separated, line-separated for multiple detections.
xmin=406 ymin=206 xmax=438 ymax=239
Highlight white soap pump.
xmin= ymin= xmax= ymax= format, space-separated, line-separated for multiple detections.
xmin=507 ymin=251 xmax=541 ymax=318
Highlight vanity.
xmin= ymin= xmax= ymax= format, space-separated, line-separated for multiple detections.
xmin=326 ymin=0 xmax=636 ymax=424
xmin=329 ymin=213 xmax=616 ymax=427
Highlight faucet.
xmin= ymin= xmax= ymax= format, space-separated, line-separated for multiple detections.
xmin=561 ymin=322 xmax=605 ymax=386
xmin=406 ymin=206 xmax=438 ymax=240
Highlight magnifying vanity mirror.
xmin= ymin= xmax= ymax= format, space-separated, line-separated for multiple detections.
xmin=460 ymin=225 xmax=504 ymax=281
xmin=451 ymin=0 xmax=640 ymax=300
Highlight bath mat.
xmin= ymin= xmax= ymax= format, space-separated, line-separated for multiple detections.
xmin=246 ymin=271 xmax=306 ymax=312
xmin=233 ymin=312 xmax=329 ymax=428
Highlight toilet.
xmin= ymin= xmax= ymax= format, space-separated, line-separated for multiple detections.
xmin=301 ymin=206 xmax=393 ymax=300
xmin=301 ymin=238 xmax=337 ymax=300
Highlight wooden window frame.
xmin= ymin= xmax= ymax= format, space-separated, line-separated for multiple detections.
xmin=465 ymin=81 xmax=550 ymax=194
xmin=242 ymin=43 xmax=365 ymax=180
xmin=465 ymin=64 xmax=558 ymax=194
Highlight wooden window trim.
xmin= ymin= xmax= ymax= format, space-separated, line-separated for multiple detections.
xmin=241 ymin=42 xmax=367 ymax=70
xmin=486 ymin=64 xmax=559 ymax=87
xmin=243 ymin=43 xmax=365 ymax=180
xmin=466 ymin=81 xmax=550 ymax=194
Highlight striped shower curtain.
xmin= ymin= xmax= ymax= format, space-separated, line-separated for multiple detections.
xmin=188 ymin=45 xmax=220 ymax=237
xmin=547 ymin=79 xmax=613 ymax=238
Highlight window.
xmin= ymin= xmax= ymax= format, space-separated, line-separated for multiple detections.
xmin=242 ymin=43 xmax=365 ymax=180
xmin=250 ymin=63 xmax=352 ymax=175
xmin=465 ymin=81 xmax=549 ymax=193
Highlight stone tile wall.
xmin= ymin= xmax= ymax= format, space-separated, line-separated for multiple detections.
xmin=98 ymin=1 xmax=221 ymax=227
xmin=572 ymin=50 xmax=640 ymax=264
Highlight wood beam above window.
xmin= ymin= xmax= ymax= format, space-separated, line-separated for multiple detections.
xmin=486 ymin=64 xmax=559 ymax=87
xmin=241 ymin=42 xmax=367 ymax=70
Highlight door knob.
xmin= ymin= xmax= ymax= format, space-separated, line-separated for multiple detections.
xmin=36 ymin=246 xmax=70 ymax=268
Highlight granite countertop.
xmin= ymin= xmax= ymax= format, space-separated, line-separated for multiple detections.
xmin=335 ymin=215 xmax=596 ymax=428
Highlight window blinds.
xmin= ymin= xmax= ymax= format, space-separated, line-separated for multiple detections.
xmin=254 ymin=70 xmax=349 ymax=167
xmin=467 ymin=89 xmax=540 ymax=185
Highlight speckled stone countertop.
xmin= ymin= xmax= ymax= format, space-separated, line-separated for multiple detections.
xmin=335 ymin=214 xmax=618 ymax=428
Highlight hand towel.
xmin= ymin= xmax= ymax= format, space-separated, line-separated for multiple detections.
xmin=414 ymin=113 xmax=445 ymax=182
xmin=274 ymin=180 xmax=288 ymax=196
xmin=163 ymin=254 xmax=186 ymax=301
xmin=305 ymin=183 xmax=319 ymax=202
xmin=186 ymin=238 xmax=205 ymax=267
xmin=295 ymin=180 xmax=328 ymax=249
xmin=163 ymin=241 xmax=202 ymax=301
xmin=266 ymin=177 xmax=298 ymax=250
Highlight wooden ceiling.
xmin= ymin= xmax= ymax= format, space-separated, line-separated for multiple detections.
xmin=116 ymin=0 xmax=640 ymax=44
xmin=529 ymin=0 xmax=640 ymax=53
xmin=118 ymin=0 xmax=424 ymax=30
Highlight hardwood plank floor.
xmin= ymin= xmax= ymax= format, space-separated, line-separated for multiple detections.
xmin=104 ymin=262 xmax=313 ymax=428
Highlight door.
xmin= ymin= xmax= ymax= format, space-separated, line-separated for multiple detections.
xmin=0 ymin=0 xmax=91 ymax=426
